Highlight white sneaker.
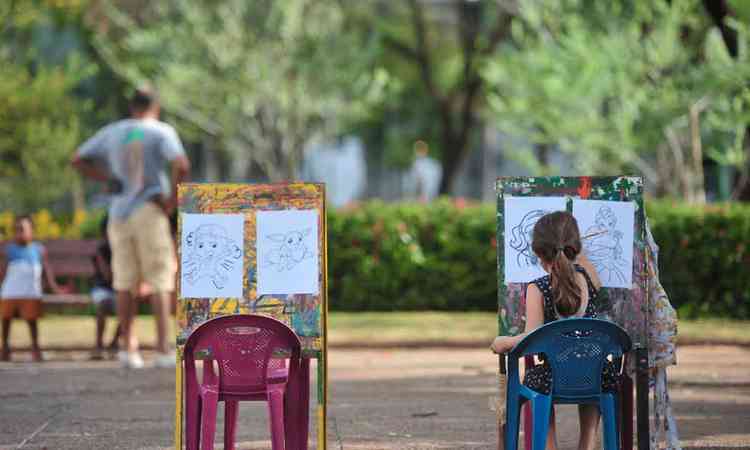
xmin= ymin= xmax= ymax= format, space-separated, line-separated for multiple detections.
xmin=154 ymin=351 xmax=177 ymax=369
xmin=120 ymin=351 xmax=144 ymax=369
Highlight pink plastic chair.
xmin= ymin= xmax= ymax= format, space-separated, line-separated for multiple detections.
xmin=183 ymin=314 xmax=307 ymax=450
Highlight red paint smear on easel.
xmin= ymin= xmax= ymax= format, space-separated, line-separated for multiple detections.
xmin=577 ymin=177 xmax=592 ymax=199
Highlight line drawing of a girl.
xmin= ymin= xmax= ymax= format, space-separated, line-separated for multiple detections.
xmin=583 ymin=206 xmax=627 ymax=284
xmin=509 ymin=209 xmax=548 ymax=268
xmin=182 ymin=223 xmax=242 ymax=289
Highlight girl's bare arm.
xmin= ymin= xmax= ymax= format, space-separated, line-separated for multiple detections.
xmin=41 ymin=247 xmax=64 ymax=294
xmin=576 ymin=252 xmax=602 ymax=290
xmin=491 ymin=283 xmax=545 ymax=353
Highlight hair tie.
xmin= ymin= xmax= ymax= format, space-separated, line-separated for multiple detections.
xmin=562 ymin=245 xmax=576 ymax=260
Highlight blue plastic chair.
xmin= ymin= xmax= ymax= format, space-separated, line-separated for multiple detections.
xmin=503 ymin=318 xmax=632 ymax=450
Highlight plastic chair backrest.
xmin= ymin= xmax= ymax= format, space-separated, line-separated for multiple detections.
xmin=509 ymin=318 xmax=632 ymax=399
xmin=184 ymin=314 xmax=301 ymax=395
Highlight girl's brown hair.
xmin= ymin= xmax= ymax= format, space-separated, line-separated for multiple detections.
xmin=531 ymin=211 xmax=582 ymax=317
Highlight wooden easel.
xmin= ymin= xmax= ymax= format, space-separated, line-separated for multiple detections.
xmin=174 ymin=183 xmax=328 ymax=450
xmin=496 ymin=176 xmax=650 ymax=450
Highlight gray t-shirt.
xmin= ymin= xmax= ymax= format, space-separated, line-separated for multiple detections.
xmin=78 ymin=118 xmax=185 ymax=221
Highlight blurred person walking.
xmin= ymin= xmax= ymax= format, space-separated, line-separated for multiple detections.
xmin=410 ymin=140 xmax=442 ymax=202
xmin=72 ymin=85 xmax=190 ymax=369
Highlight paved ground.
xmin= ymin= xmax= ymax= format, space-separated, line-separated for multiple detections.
xmin=0 ymin=345 xmax=748 ymax=449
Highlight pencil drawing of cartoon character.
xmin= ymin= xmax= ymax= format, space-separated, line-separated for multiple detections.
xmin=263 ymin=229 xmax=314 ymax=272
xmin=509 ymin=209 xmax=548 ymax=268
xmin=583 ymin=205 xmax=627 ymax=284
xmin=182 ymin=223 xmax=242 ymax=289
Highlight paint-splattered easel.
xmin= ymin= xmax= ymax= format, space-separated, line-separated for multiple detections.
xmin=496 ymin=176 xmax=649 ymax=450
xmin=174 ymin=183 xmax=328 ymax=450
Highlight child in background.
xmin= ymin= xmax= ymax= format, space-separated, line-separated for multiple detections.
xmin=1 ymin=216 xmax=65 ymax=362
xmin=90 ymin=215 xmax=120 ymax=360
xmin=491 ymin=211 xmax=619 ymax=450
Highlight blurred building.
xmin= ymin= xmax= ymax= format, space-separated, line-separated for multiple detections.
xmin=299 ymin=137 xmax=367 ymax=208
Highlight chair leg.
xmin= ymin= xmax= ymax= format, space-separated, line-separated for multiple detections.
xmin=622 ymin=375 xmax=634 ymax=450
xmin=530 ymin=395 xmax=552 ymax=450
xmin=601 ymin=394 xmax=618 ymax=450
xmin=224 ymin=400 xmax=239 ymax=450
xmin=200 ymin=391 xmax=219 ymax=450
xmin=185 ymin=392 xmax=201 ymax=450
xmin=284 ymin=359 xmax=310 ymax=450
xmin=299 ymin=359 xmax=310 ymax=450
xmin=614 ymin=393 xmax=621 ymax=450
xmin=505 ymin=394 xmax=522 ymax=450
xmin=268 ymin=388 xmax=287 ymax=450
xmin=523 ymin=402 xmax=533 ymax=450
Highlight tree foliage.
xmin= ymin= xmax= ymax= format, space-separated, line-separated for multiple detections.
xmin=2 ymin=0 xmax=749 ymax=207
xmin=94 ymin=0 xmax=380 ymax=181
xmin=484 ymin=0 xmax=750 ymax=201
xmin=0 ymin=0 xmax=94 ymax=211
xmin=342 ymin=0 xmax=515 ymax=194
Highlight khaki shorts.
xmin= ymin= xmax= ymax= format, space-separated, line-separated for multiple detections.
xmin=108 ymin=202 xmax=176 ymax=293
xmin=1 ymin=299 xmax=42 ymax=320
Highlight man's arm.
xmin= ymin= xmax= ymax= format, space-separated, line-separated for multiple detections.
xmin=71 ymin=154 xmax=110 ymax=182
xmin=164 ymin=154 xmax=190 ymax=214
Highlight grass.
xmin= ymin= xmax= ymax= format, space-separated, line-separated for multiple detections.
xmin=328 ymin=312 xmax=497 ymax=346
xmin=677 ymin=318 xmax=750 ymax=345
xmin=4 ymin=312 xmax=749 ymax=350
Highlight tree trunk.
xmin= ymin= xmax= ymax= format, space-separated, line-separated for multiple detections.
xmin=733 ymin=128 xmax=750 ymax=200
xmin=688 ymin=100 xmax=706 ymax=204
xmin=701 ymin=0 xmax=750 ymax=200
xmin=438 ymin=138 xmax=460 ymax=195
xmin=535 ymin=142 xmax=550 ymax=169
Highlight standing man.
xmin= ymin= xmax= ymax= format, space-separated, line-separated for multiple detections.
xmin=72 ymin=85 xmax=190 ymax=369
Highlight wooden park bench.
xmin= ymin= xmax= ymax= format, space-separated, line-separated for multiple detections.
xmin=1 ymin=239 xmax=165 ymax=351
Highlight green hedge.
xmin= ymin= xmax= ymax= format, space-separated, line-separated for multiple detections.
xmin=329 ymin=199 xmax=750 ymax=319
xmin=329 ymin=200 xmax=497 ymax=311
xmin=647 ymin=200 xmax=750 ymax=319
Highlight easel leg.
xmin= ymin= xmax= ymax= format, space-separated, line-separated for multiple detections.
xmin=497 ymin=354 xmax=507 ymax=450
xmin=635 ymin=348 xmax=650 ymax=450
xmin=316 ymin=356 xmax=326 ymax=449
xmin=622 ymin=374 xmax=634 ymax=450
xmin=175 ymin=348 xmax=183 ymax=450
xmin=300 ymin=358 xmax=310 ymax=450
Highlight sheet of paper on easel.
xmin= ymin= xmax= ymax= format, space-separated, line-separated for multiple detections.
xmin=504 ymin=196 xmax=568 ymax=283
xmin=256 ymin=210 xmax=320 ymax=295
xmin=180 ymin=214 xmax=245 ymax=298
xmin=572 ymin=199 xmax=635 ymax=289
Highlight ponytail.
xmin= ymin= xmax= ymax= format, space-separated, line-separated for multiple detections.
xmin=531 ymin=211 xmax=584 ymax=317
xmin=549 ymin=246 xmax=581 ymax=317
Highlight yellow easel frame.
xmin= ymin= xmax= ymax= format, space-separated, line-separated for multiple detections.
xmin=174 ymin=182 xmax=328 ymax=449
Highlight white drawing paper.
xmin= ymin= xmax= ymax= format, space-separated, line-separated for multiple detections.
xmin=256 ymin=210 xmax=320 ymax=295
xmin=504 ymin=196 xmax=568 ymax=283
xmin=180 ymin=214 xmax=245 ymax=299
xmin=572 ymin=199 xmax=635 ymax=289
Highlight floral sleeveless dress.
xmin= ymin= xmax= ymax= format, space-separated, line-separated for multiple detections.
xmin=523 ymin=265 xmax=621 ymax=394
